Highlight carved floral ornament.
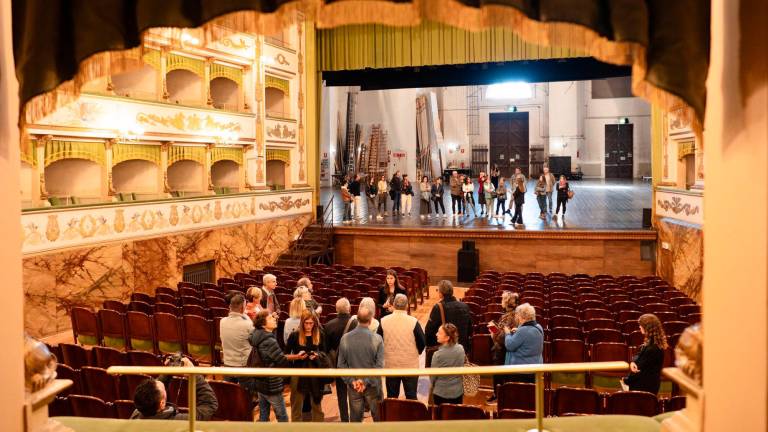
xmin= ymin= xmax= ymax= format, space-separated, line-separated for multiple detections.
xmin=259 ymin=196 xmax=310 ymax=212
xmin=657 ymin=196 xmax=700 ymax=216
xmin=136 ymin=112 xmax=241 ymax=133
xmin=24 ymin=193 xmax=311 ymax=252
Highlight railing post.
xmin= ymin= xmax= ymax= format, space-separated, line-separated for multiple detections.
xmin=188 ymin=374 xmax=197 ymax=432
xmin=530 ymin=371 xmax=547 ymax=432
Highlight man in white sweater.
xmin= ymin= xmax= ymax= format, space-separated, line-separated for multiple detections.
xmin=379 ymin=294 xmax=426 ymax=399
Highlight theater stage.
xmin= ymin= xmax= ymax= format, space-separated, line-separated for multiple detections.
xmin=324 ymin=179 xmax=656 ymax=279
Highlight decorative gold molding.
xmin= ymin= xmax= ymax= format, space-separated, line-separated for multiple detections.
xmin=657 ymin=197 xmax=700 ymax=216
xmin=333 ymin=227 xmax=657 ymax=241
xmin=259 ymin=196 xmax=310 ymax=212
xmin=136 ymin=112 xmax=241 ymax=133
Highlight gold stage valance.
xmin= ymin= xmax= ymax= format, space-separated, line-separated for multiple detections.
xmin=678 ymin=141 xmax=696 ymax=160
xmin=44 ymin=140 xmax=105 ymax=167
xmin=22 ymin=138 xmax=36 ymax=166
xmin=112 ymin=143 xmax=162 ymax=166
xmin=211 ymin=146 xmax=244 ymax=165
xmin=14 ymin=0 xmax=709 ymax=137
xmin=168 ymin=145 xmax=205 ymax=165
xmin=142 ymin=49 xmax=162 ymax=71
xmin=166 ymin=53 xmax=205 ymax=77
xmin=210 ymin=63 xmax=243 ymax=86
xmin=265 ymin=75 xmax=290 ymax=96
xmin=318 ymin=20 xmax=585 ymax=71
xmin=266 ymin=148 xmax=291 ymax=164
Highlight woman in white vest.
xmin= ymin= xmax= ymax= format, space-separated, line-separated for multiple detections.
xmin=379 ymin=294 xmax=426 ymax=399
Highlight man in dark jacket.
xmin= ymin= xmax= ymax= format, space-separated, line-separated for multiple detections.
xmin=349 ymin=173 xmax=362 ymax=221
xmin=425 ymin=280 xmax=473 ymax=353
xmin=324 ymin=298 xmax=354 ymax=421
xmin=249 ymin=310 xmax=299 ymax=422
xmin=130 ymin=356 xmax=218 ymax=420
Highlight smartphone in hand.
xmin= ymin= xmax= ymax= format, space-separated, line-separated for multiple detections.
xmin=487 ymin=321 xmax=499 ymax=334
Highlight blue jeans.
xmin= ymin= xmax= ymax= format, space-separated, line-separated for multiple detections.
xmin=546 ymin=191 xmax=554 ymax=212
xmin=258 ymin=392 xmax=288 ymax=422
xmin=536 ymin=195 xmax=547 ymax=213
xmin=392 ymin=192 xmax=402 ymax=214
xmin=336 ymin=378 xmax=350 ymax=422
xmin=348 ymin=384 xmax=382 ymax=422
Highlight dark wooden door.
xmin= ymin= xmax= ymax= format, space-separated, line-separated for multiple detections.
xmin=605 ymin=124 xmax=633 ymax=179
xmin=489 ymin=112 xmax=530 ymax=177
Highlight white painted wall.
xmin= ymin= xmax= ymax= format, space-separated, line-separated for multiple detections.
xmin=20 ymin=162 xmax=33 ymax=203
xmin=210 ymin=77 xmax=238 ymax=109
xmin=45 ymin=159 xmax=102 ymax=197
xmin=583 ymin=81 xmax=651 ymax=177
xmin=320 ymin=80 xmax=649 ymax=180
xmin=112 ymin=65 xmax=157 ymax=99
xmin=211 ymin=160 xmax=240 ymax=188
xmin=166 ymin=69 xmax=203 ymax=105
xmin=167 ymin=160 xmax=204 ymax=191
xmin=112 ymin=159 xmax=159 ymax=193
xmin=355 ymin=87 xmax=420 ymax=179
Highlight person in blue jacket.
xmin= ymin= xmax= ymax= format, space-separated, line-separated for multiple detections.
xmin=503 ymin=303 xmax=544 ymax=384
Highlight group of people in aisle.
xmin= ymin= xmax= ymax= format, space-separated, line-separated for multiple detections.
xmin=129 ymin=270 xmax=670 ymax=423
xmin=339 ymin=165 xmax=573 ymax=225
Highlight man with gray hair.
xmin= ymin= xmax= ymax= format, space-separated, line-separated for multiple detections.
xmin=324 ymin=298 xmax=354 ymax=421
xmin=338 ymin=307 xmax=384 ymax=422
xmin=425 ymin=280 xmax=473 ymax=353
xmin=259 ymin=274 xmax=280 ymax=315
xmin=502 ymin=302 xmax=543 ymax=384
xmin=380 ymin=293 xmax=425 ymax=399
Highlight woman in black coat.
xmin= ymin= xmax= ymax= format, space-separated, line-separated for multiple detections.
xmin=622 ymin=313 xmax=668 ymax=394
xmin=553 ymin=175 xmax=570 ymax=220
xmin=248 ymin=310 xmax=305 ymax=422
xmin=285 ymin=310 xmax=329 ymax=422
xmin=377 ymin=269 xmax=407 ymax=317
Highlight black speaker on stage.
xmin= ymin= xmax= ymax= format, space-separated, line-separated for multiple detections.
xmin=642 ymin=208 xmax=652 ymax=228
xmin=457 ymin=242 xmax=479 ymax=283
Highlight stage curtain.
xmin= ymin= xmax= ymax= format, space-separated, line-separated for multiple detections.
xmin=266 ymin=148 xmax=291 ymax=164
xmin=317 ymin=20 xmax=586 ymax=71
xmin=211 ymin=146 xmax=245 ymax=165
xmin=210 ymin=63 xmax=244 ymax=86
xmin=44 ymin=140 xmax=105 ymax=167
xmin=112 ymin=143 xmax=162 ymax=166
xmin=168 ymin=145 xmax=205 ymax=165
xmin=12 ymin=0 xmax=709 ymax=133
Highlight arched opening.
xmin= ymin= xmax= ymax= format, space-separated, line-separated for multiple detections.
xmin=20 ymin=162 xmax=35 ymax=208
xmin=211 ymin=160 xmax=240 ymax=194
xmin=210 ymin=77 xmax=239 ymax=111
xmin=167 ymin=160 xmax=204 ymax=197
xmin=266 ymin=160 xmax=287 ymax=190
xmin=166 ymin=69 xmax=203 ymax=106
xmin=112 ymin=159 xmax=160 ymax=201
xmin=265 ymin=87 xmax=288 ymax=118
xmin=44 ymin=159 xmax=103 ymax=205
xmin=112 ymin=65 xmax=157 ymax=100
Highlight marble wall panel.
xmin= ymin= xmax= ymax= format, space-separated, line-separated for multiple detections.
xmin=656 ymin=217 xmax=703 ymax=302
xmin=335 ymin=233 xmax=653 ymax=281
xmin=24 ymin=214 xmax=312 ymax=338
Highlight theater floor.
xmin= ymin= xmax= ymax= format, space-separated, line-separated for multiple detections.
xmin=320 ymin=179 xmax=652 ymax=231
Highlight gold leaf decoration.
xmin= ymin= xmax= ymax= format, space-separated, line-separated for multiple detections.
xmin=258 ymin=196 xmax=310 ymax=212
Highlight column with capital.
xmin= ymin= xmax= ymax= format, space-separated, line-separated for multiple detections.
xmin=252 ymin=36 xmax=267 ymax=189
xmin=160 ymin=47 xmax=169 ymax=100
xmin=105 ymin=138 xmax=117 ymax=199
xmin=206 ymin=143 xmax=215 ymax=192
xmin=204 ymin=57 xmax=213 ymax=106
xmin=161 ymin=141 xmax=172 ymax=196
xmin=35 ymin=135 xmax=51 ymax=202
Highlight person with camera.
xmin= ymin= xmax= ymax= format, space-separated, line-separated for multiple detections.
xmin=131 ymin=355 xmax=218 ymax=420
xmin=285 ymin=309 xmax=329 ymax=422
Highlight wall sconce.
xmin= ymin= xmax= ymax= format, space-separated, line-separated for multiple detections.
xmin=507 ymin=105 xmax=518 ymax=112
xmin=619 ymin=117 xmax=630 ymax=124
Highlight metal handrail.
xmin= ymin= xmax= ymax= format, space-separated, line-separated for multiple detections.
xmin=108 ymin=361 xmax=628 ymax=432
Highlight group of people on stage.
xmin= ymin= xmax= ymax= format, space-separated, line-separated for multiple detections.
xmin=339 ymin=165 xmax=574 ymax=226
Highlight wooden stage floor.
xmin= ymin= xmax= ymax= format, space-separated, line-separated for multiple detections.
xmin=321 ymin=179 xmax=653 ymax=232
